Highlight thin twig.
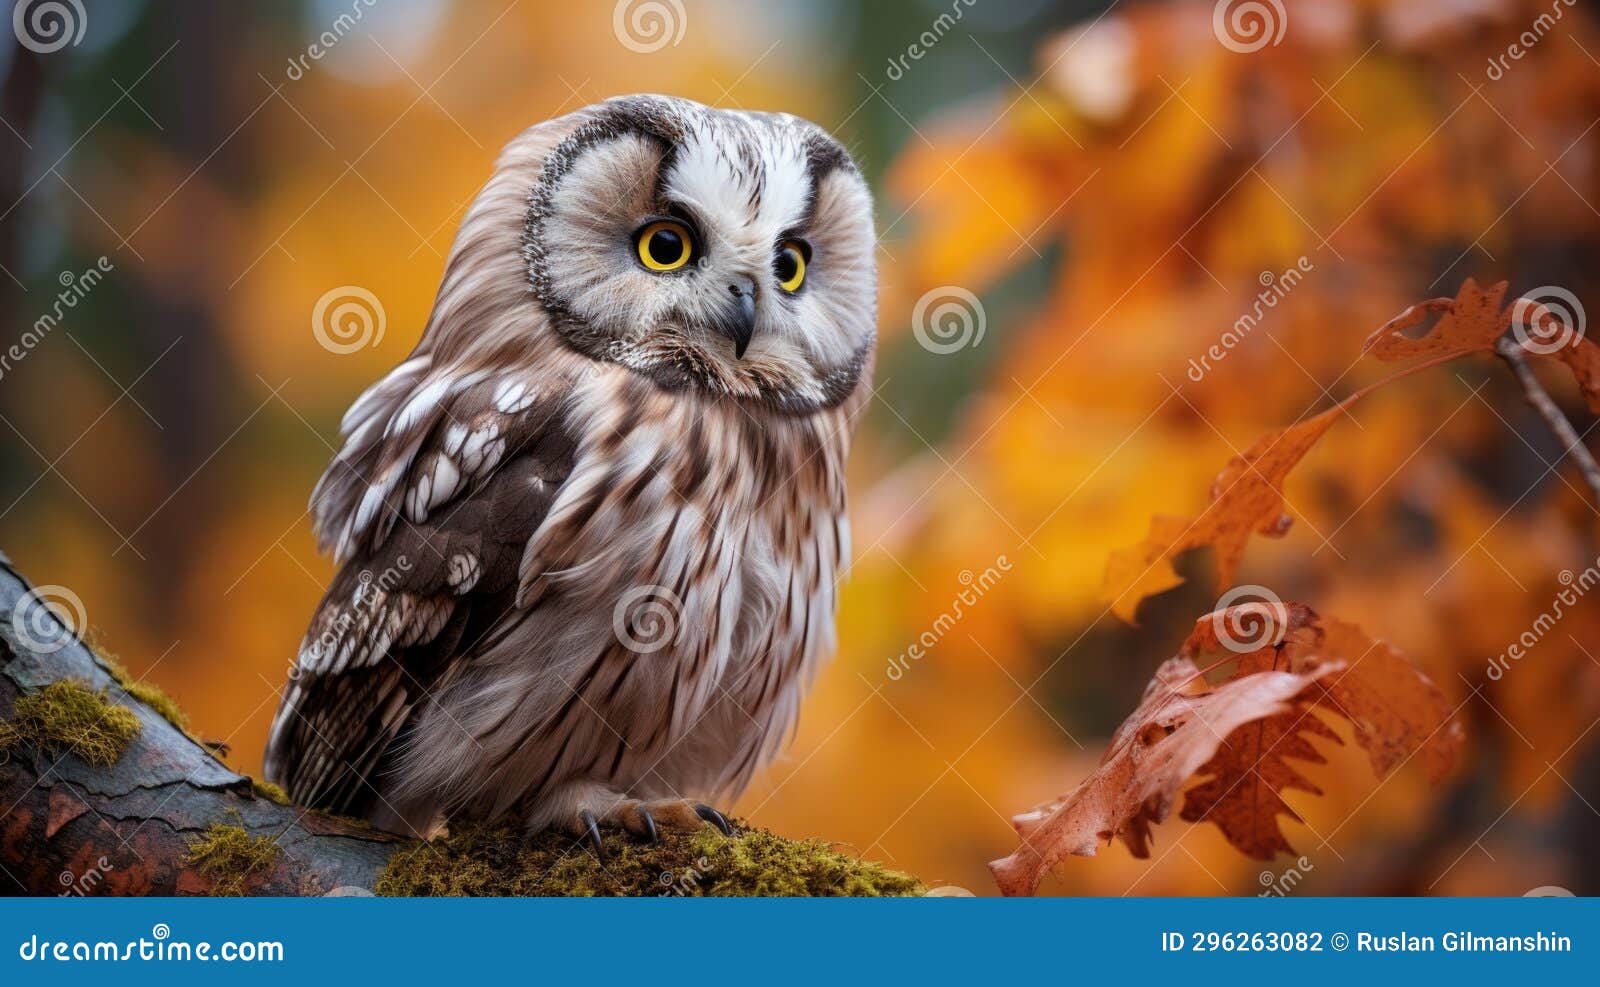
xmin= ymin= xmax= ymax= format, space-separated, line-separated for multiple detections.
xmin=1494 ymin=336 xmax=1600 ymax=506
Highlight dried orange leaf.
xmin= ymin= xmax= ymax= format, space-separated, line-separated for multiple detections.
xmin=1103 ymin=408 xmax=1341 ymax=622
xmin=1107 ymin=279 xmax=1599 ymax=624
xmin=1363 ymin=277 xmax=1511 ymax=362
xmin=989 ymin=649 xmax=1336 ymax=896
xmin=991 ymin=603 xmax=1462 ymax=894
xmin=1549 ymin=332 xmax=1600 ymax=415
xmin=1288 ymin=616 xmax=1462 ymax=783
xmin=1365 ymin=280 xmax=1600 ymax=414
xmin=1176 ymin=604 xmax=1341 ymax=860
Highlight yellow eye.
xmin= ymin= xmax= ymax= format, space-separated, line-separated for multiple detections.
xmin=775 ymin=240 xmax=807 ymax=292
xmin=636 ymin=220 xmax=694 ymax=272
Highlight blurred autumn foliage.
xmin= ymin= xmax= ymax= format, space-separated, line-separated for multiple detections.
xmin=4 ymin=0 xmax=1600 ymax=896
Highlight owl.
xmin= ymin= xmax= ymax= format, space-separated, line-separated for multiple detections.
xmin=263 ymin=94 xmax=876 ymax=855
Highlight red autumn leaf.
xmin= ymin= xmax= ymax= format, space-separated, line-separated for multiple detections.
xmin=1365 ymin=278 xmax=1600 ymax=414
xmin=990 ymin=603 xmax=1461 ymax=895
xmin=1106 ymin=279 xmax=1600 ymax=624
xmin=1362 ymin=277 xmax=1512 ymax=362
xmin=1102 ymin=408 xmax=1342 ymax=622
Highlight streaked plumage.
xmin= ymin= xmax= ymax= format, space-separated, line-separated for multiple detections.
xmin=264 ymin=95 xmax=876 ymax=839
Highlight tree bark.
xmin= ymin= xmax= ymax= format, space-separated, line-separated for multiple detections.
xmin=0 ymin=553 xmax=928 ymax=897
xmin=0 ymin=552 xmax=405 ymax=896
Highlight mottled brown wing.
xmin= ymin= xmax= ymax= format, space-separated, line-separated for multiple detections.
xmin=264 ymin=368 xmax=575 ymax=817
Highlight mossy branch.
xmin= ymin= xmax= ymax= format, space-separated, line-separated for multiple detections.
xmin=0 ymin=553 xmax=924 ymax=897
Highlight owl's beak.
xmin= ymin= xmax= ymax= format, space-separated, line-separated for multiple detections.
xmin=718 ymin=277 xmax=758 ymax=359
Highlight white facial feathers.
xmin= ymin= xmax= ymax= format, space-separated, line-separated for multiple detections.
xmin=524 ymin=95 xmax=877 ymax=413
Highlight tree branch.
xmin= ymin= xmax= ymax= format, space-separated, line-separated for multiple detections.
xmin=0 ymin=554 xmax=924 ymax=897
xmin=0 ymin=553 xmax=401 ymax=895
xmin=1495 ymin=336 xmax=1600 ymax=506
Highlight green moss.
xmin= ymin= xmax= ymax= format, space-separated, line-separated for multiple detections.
xmin=100 ymin=654 xmax=190 ymax=734
xmin=0 ymin=679 xmax=140 ymax=767
xmin=186 ymin=823 xmax=281 ymax=896
xmin=376 ymin=821 xmax=924 ymax=897
xmin=250 ymin=778 xmax=292 ymax=805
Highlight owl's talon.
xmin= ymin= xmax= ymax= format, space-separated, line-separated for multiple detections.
xmin=636 ymin=805 xmax=660 ymax=843
xmin=694 ymin=803 xmax=734 ymax=836
xmin=579 ymin=809 xmax=606 ymax=862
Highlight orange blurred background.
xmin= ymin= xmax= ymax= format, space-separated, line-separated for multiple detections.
xmin=3 ymin=0 xmax=1599 ymax=895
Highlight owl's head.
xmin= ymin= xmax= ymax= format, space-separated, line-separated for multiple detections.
xmin=521 ymin=95 xmax=876 ymax=413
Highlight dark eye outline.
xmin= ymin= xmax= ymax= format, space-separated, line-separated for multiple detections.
xmin=634 ymin=217 xmax=699 ymax=273
xmin=774 ymin=238 xmax=811 ymax=293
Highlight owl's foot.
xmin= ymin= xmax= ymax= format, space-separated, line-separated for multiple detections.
xmin=608 ymin=798 xmax=735 ymax=843
xmin=559 ymin=797 xmax=736 ymax=862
